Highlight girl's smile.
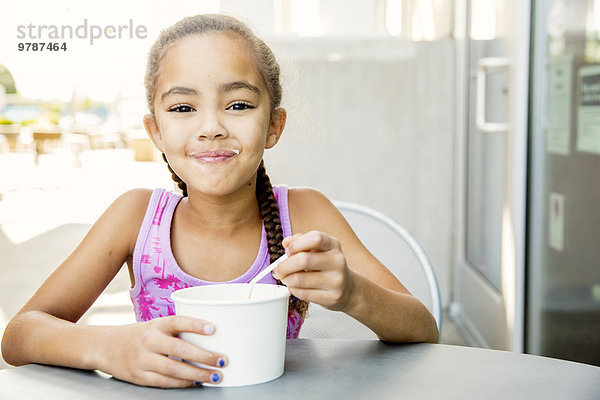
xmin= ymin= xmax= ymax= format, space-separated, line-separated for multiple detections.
xmin=188 ymin=149 xmax=240 ymax=163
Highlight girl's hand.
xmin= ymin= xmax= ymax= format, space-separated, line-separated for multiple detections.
xmin=274 ymin=231 xmax=355 ymax=312
xmin=101 ymin=315 xmax=227 ymax=388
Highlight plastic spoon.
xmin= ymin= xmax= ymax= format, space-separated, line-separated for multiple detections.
xmin=247 ymin=253 xmax=288 ymax=298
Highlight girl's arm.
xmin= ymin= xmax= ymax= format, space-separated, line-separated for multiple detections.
xmin=279 ymin=187 xmax=439 ymax=343
xmin=1 ymin=189 xmax=225 ymax=387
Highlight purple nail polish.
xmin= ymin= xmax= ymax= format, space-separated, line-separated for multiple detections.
xmin=211 ymin=373 xmax=220 ymax=383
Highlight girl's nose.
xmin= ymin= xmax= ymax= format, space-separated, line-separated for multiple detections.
xmin=196 ymin=113 xmax=228 ymax=140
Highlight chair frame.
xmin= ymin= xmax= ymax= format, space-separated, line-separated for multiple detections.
xmin=334 ymin=201 xmax=443 ymax=333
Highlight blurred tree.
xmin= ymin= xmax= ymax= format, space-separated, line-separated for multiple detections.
xmin=0 ymin=64 xmax=17 ymax=94
xmin=80 ymin=96 xmax=93 ymax=110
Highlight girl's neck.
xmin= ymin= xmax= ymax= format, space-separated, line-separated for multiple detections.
xmin=181 ymin=183 xmax=261 ymax=234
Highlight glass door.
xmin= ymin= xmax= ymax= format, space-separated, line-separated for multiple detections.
xmin=452 ymin=0 xmax=530 ymax=351
xmin=527 ymin=0 xmax=600 ymax=365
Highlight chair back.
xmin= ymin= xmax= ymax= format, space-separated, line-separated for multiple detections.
xmin=298 ymin=202 xmax=442 ymax=339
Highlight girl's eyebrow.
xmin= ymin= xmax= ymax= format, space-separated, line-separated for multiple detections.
xmin=160 ymin=81 xmax=261 ymax=103
xmin=219 ymin=81 xmax=261 ymax=95
xmin=161 ymin=86 xmax=198 ymax=102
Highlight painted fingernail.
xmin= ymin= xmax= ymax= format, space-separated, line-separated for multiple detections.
xmin=211 ymin=373 xmax=221 ymax=383
xmin=204 ymin=325 xmax=214 ymax=335
xmin=217 ymin=357 xmax=226 ymax=368
xmin=194 ymin=381 xmax=202 ymax=386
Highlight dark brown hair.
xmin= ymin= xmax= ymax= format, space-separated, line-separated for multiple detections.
xmin=255 ymin=160 xmax=309 ymax=317
xmin=144 ymin=14 xmax=282 ymax=115
xmin=150 ymin=14 xmax=308 ymax=317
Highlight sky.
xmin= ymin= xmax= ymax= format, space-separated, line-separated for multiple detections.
xmin=0 ymin=0 xmax=220 ymax=102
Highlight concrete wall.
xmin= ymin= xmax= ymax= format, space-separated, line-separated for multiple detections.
xmin=263 ymin=38 xmax=455 ymax=307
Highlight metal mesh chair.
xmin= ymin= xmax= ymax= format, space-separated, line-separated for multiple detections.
xmin=298 ymin=202 xmax=442 ymax=339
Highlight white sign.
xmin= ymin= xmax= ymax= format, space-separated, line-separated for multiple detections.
xmin=576 ymin=65 xmax=600 ymax=154
xmin=546 ymin=56 xmax=573 ymax=155
xmin=548 ymin=192 xmax=565 ymax=252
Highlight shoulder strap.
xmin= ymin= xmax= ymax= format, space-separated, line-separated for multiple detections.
xmin=273 ymin=185 xmax=292 ymax=238
xmin=130 ymin=188 xmax=166 ymax=296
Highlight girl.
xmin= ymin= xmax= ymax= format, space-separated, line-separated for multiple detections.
xmin=1 ymin=14 xmax=438 ymax=388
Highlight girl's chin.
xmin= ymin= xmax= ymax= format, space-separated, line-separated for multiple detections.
xmin=186 ymin=180 xmax=254 ymax=197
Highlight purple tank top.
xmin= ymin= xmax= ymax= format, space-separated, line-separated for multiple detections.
xmin=129 ymin=185 xmax=303 ymax=339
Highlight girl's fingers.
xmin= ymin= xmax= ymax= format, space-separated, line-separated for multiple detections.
xmin=145 ymin=353 xmax=223 ymax=386
xmin=157 ymin=315 xmax=215 ymax=336
xmin=155 ymin=335 xmax=227 ymax=369
xmin=283 ymin=271 xmax=348 ymax=309
xmin=278 ymin=270 xmax=336 ymax=291
xmin=274 ymin=250 xmax=345 ymax=278
xmin=285 ymin=231 xmax=340 ymax=254
xmin=140 ymin=316 xmax=228 ymax=384
xmin=130 ymin=369 xmax=195 ymax=388
xmin=132 ymin=368 xmax=217 ymax=388
xmin=282 ymin=233 xmax=302 ymax=249
xmin=286 ymin=287 xmax=338 ymax=308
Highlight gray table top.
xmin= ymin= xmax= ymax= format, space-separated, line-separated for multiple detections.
xmin=1 ymin=339 xmax=598 ymax=400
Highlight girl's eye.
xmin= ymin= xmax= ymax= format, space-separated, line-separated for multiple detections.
xmin=168 ymin=104 xmax=195 ymax=113
xmin=228 ymin=101 xmax=255 ymax=111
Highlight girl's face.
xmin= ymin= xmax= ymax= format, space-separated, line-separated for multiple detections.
xmin=144 ymin=32 xmax=285 ymax=197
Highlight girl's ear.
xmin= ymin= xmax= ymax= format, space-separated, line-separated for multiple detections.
xmin=265 ymin=108 xmax=287 ymax=149
xmin=143 ymin=114 xmax=165 ymax=152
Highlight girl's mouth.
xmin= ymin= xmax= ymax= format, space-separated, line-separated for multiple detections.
xmin=188 ymin=149 xmax=239 ymax=163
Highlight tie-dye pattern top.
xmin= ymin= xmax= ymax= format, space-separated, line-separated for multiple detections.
xmin=129 ymin=185 xmax=304 ymax=339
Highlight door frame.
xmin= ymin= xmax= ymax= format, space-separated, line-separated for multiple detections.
xmin=451 ymin=0 xmax=531 ymax=352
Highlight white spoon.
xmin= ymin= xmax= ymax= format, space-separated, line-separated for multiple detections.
xmin=247 ymin=253 xmax=288 ymax=298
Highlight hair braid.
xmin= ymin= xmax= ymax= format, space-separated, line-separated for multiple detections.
xmin=162 ymin=153 xmax=188 ymax=196
xmin=256 ymin=160 xmax=309 ymax=317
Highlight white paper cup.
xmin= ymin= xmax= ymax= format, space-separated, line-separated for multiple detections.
xmin=171 ymin=283 xmax=290 ymax=387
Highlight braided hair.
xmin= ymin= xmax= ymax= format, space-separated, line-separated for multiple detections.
xmin=162 ymin=153 xmax=187 ymax=195
xmin=255 ymin=160 xmax=309 ymax=317
xmin=162 ymin=155 xmax=309 ymax=317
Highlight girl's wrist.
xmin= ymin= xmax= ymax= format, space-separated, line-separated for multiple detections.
xmin=81 ymin=325 xmax=117 ymax=372
xmin=340 ymin=269 xmax=368 ymax=318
